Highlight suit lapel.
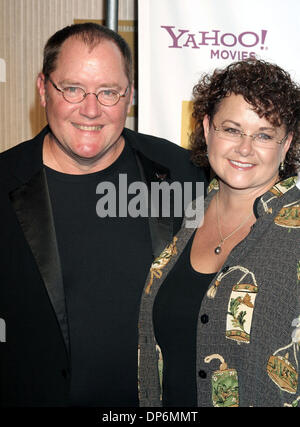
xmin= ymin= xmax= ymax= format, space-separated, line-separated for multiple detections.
xmin=9 ymin=168 xmax=70 ymax=355
xmin=134 ymin=150 xmax=173 ymax=259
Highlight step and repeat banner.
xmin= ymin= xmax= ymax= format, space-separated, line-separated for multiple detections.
xmin=138 ymin=0 xmax=300 ymax=148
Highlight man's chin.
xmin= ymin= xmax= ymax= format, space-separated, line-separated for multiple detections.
xmin=69 ymin=138 xmax=125 ymax=169
xmin=49 ymin=131 xmax=125 ymax=171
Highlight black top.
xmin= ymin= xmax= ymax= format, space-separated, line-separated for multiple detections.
xmin=45 ymin=142 xmax=153 ymax=406
xmin=153 ymin=232 xmax=216 ymax=407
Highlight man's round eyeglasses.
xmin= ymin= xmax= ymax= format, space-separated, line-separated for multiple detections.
xmin=48 ymin=78 xmax=129 ymax=107
xmin=212 ymin=122 xmax=288 ymax=148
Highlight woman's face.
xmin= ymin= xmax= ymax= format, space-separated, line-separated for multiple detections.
xmin=203 ymin=94 xmax=292 ymax=195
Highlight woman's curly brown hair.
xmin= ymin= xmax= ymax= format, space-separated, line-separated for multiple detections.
xmin=190 ymin=58 xmax=300 ymax=178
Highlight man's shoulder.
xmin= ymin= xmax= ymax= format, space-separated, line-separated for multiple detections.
xmin=0 ymin=127 xmax=46 ymax=161
xmin=0 ymin=127 xmax=46 ymax=183
xmin=0 ymin=138 xmax=36 ymax=160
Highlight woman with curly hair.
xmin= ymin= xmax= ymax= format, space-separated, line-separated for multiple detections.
xmin=138 ymin=59 xmax=300 ymax=407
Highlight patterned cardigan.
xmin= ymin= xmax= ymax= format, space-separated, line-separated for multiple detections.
xmin=138 ymin=176 xmax=300 ymax=407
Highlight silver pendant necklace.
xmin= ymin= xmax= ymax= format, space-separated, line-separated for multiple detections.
xmin=214 ymin=191 xmax=253 ymax=255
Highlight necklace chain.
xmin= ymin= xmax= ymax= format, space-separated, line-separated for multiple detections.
xmin=214 ymin=191 xmax=253 ymax=255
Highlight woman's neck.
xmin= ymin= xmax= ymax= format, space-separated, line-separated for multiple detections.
xmin=216 ymin=175 xmax=279 ymax=213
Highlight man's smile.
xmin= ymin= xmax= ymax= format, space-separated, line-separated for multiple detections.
xmin=72 ymin=123 xmax=103 ymax=131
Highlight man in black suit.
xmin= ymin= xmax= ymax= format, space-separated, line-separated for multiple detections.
xmin=0 ymin=23 xmax=206 ymax=406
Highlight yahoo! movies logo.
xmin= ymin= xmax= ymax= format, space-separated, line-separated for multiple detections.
xmin=161 ymin=26 xmax=268 ymax=61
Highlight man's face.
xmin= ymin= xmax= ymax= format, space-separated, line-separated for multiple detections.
xmin=38 ymin=37 xmax=133 ymax=171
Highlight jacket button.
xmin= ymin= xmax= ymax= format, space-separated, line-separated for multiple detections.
xmin=201 ymin=314 xmax=209 ymax=324
xmin=198 ymin=370 xmax=207 ymax=379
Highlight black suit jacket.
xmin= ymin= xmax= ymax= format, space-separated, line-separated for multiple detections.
xmin=0 ymin=126 xmax=206 ymax=406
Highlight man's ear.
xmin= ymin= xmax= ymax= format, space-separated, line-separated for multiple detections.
xmin=127 ymin=82 xmax=135 ymax=115
xmin=37 ymin=73 xmax=47 ymax=108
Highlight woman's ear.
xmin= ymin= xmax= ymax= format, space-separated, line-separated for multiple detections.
xmin=281 ymin=132 xmax=293 ymax=161
xmin=203 ymin=115 xmax=210 ymax=142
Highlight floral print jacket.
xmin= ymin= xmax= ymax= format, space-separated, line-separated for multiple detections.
xmin=138 ymin=176 xmax=300 ymax=407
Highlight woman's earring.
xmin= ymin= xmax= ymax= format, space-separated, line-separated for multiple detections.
xmin=280 ymin=161 xmax=285 ymax=171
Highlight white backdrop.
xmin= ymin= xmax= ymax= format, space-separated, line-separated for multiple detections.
xmin=138 ymin=0 xmax=300 ymax=147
